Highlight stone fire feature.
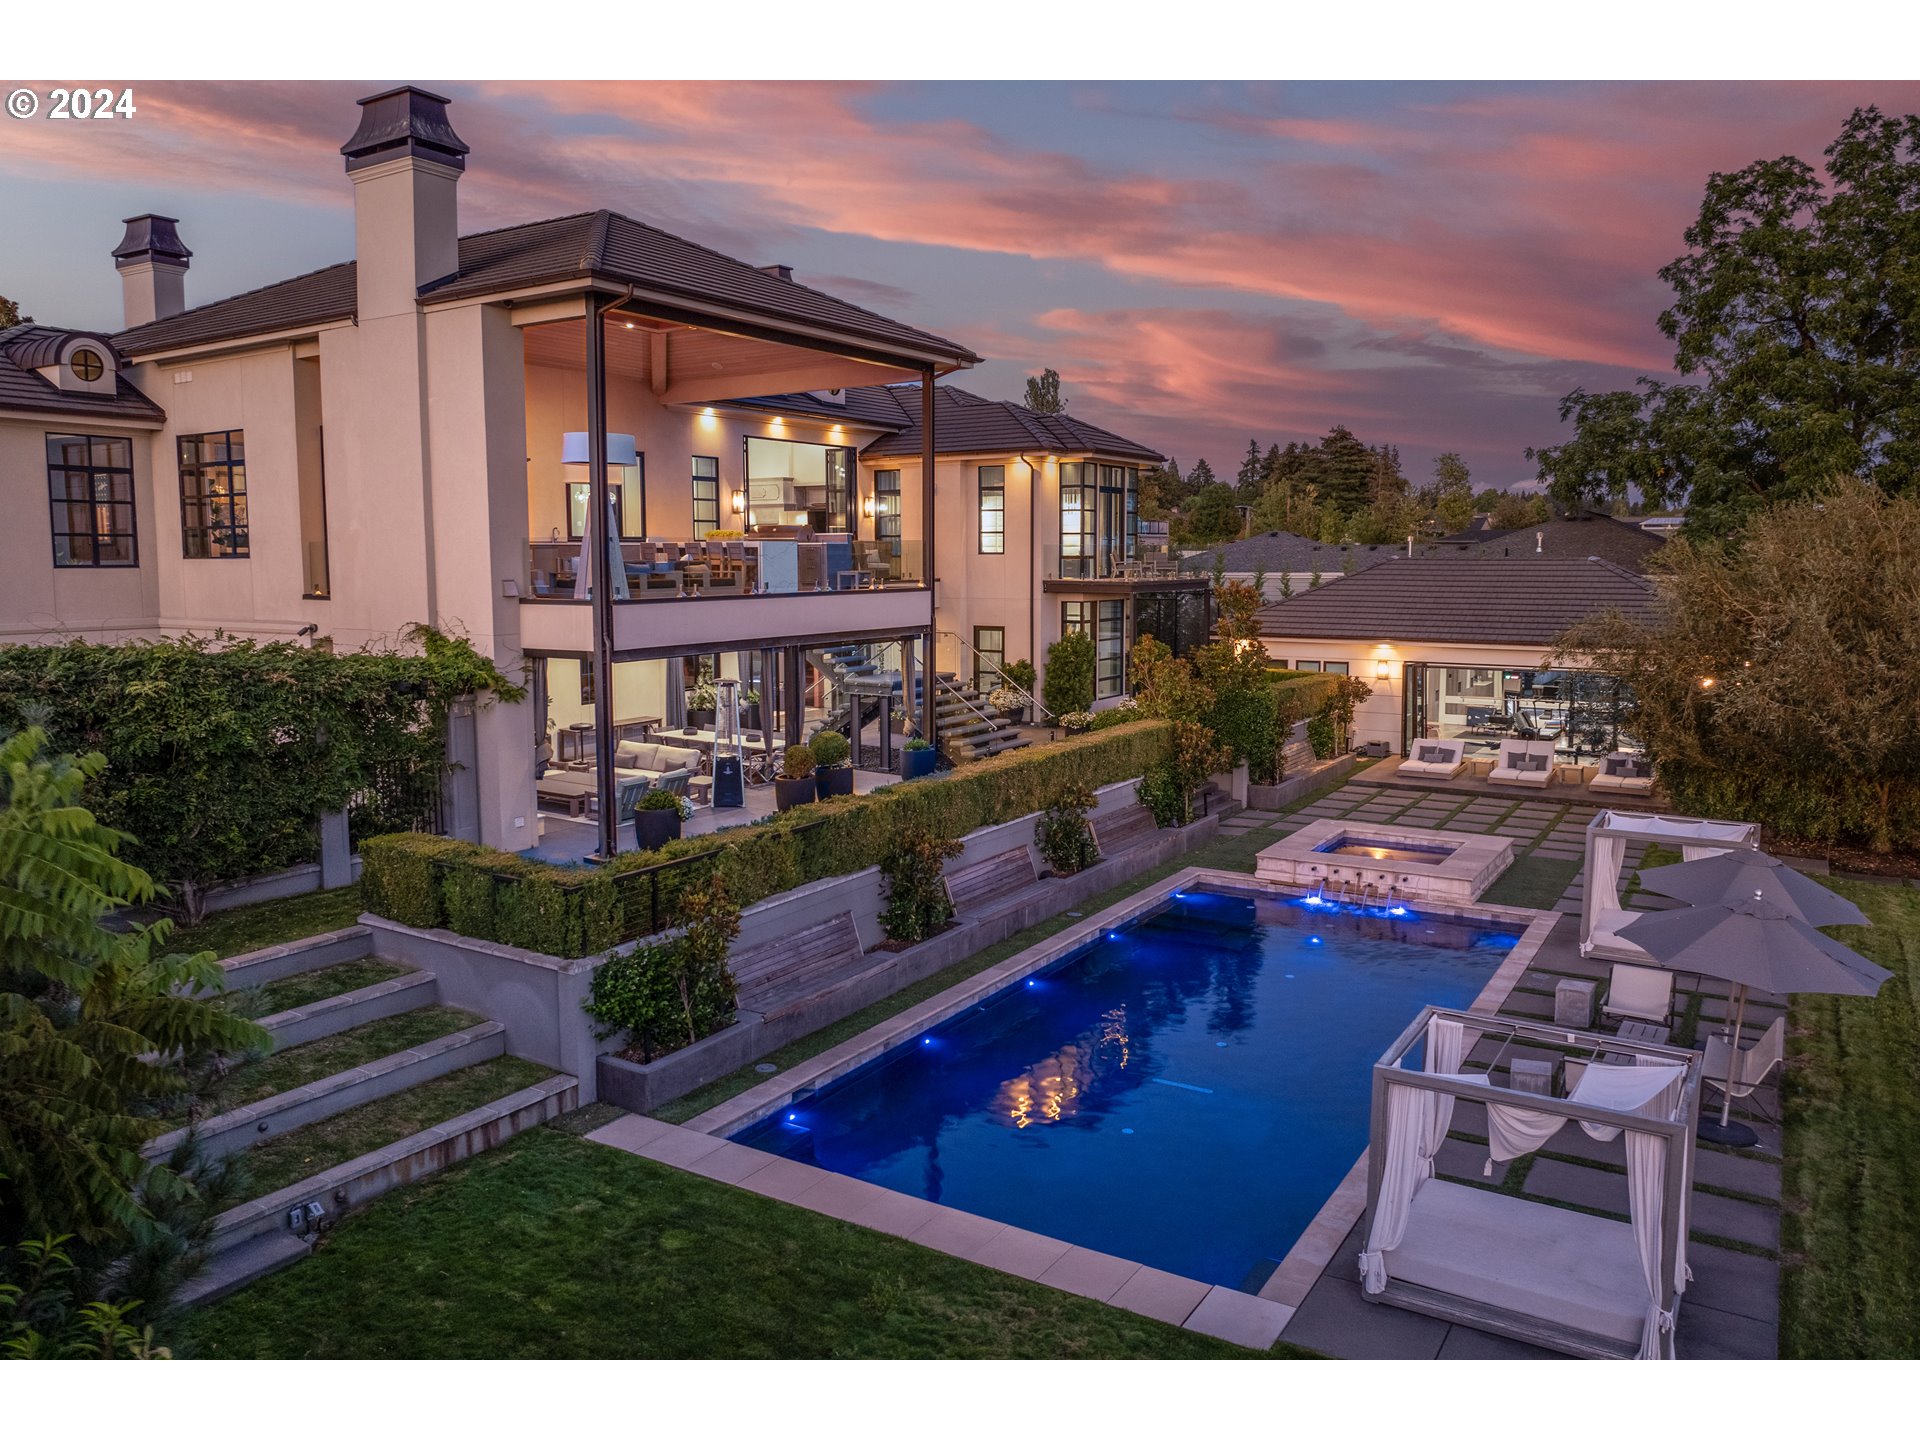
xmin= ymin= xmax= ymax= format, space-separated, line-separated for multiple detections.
xmin=1254 ymin=820 xmax=1514 ymax=904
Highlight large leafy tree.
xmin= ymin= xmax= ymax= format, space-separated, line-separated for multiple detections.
xmin=1 ymin=729 xmax=266 ymax=1248
xmin=0 ymin=295 xmax=30 ymax=328
xmin=1557 ymin=485 xmax=1920 ymax=851
xmin=1530 ymin=107 xmax=1920 ymax=534
xmin=1182 ymin=481 xmax=1240 ymax=545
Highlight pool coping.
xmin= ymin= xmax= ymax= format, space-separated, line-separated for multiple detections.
xmin=631 ymin=863 xmax=1557 ymax=1350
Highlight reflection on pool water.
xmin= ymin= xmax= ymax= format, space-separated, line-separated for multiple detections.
xmin=734 ymin=888 xmax=1520 ymax=1291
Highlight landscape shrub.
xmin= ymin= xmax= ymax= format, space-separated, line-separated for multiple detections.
xmin=1137 ymin=721 xmax=1230 ymax=828
xmin=584 ymin=875 xmax=741 ymax=1063
xmin=0 ymin=628 xmax=521 ymax=920
xmin=1042 ymin=632 xmax=1096 ymax=717
xmin=809 ymin=731 xmax=851 ymax=768
xmin=362 ymin=720 xmax=1172 ymax=956
xmin=1034 ymin=784 xmax=1099 ymax=875
xmin=879 ymin=825 xmax=964 ymax=945
xmin=782 ymin=743 xmax=817 ymax=779
xmin=1306 ymin=713 xmax=1337 ymax=759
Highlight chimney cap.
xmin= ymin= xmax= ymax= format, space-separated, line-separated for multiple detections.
xmin=112 ymin=214 xmax=192 ymax=269
xmin=342 ymin=85 xmax=469 ymax=173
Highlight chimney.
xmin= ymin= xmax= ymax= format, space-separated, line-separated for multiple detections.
xmin=113 ymin=215 xmax=191 ymax=328
xmin=757 ymin=264 xmax=794 ymax=282
xmin=340 ymin=86 xmax=468 ymax=321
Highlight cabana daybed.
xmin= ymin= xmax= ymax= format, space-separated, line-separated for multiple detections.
xmin=1488 ymin=738 xmax=1556 ymax=787
xmin=1397 ymin=738 xmax=1468 ymax=780
xmin=1589 ymin=750 xmax=1655 ymax=795
xmin=1579 ymin=810 xmax=1759 ymax=963
xmin=1360 ymin=1007 xmax=1703 ymax=1359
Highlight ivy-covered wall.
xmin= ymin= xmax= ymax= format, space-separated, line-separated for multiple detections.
xmin=362 ymin=719 xmax=1172 ymax=958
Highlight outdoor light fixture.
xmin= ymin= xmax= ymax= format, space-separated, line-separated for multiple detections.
xmin=731 ymin=488 xmax=746 ymax=515
xmin=1375 ymin=659 xmax=1391 ymax=680
xmin=1700 ymin=676 xmax=1717 ymax=689
xmin=862 ymin=495 xmax=877 ymax=519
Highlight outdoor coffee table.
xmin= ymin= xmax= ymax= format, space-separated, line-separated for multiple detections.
xmin=1617 ymin=1020 xmax=1672 ymax=1045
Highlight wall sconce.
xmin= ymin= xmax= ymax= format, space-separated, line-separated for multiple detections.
xmin=731 ymin=488 xmax=746 ymax=516
xmin=862 ymin=495 xmax=877 ymax=519
xmin=1375 ymin=659 xmax=1391 ymax=680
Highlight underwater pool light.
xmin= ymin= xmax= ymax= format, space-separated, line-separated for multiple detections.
xmin=1308 ymin=936 xmax=1323 ymax=945
xmin=1388 ymin=905 xmax=1409 ymax=917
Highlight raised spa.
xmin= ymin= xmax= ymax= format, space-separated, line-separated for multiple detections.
xmin=1256 ymin=819 xmax=1514 ymax=903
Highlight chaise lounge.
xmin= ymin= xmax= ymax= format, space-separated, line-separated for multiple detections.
xmin=1488 ymin=738 xmax=1555 ymax=788
xmin=1397 ymin=738 xmax=1468 ymax=780
xmin=1588 ymin=751 xmax=1654 ymax=795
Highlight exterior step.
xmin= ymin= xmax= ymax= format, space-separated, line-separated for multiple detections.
xmin=216 ymin=926 xmax=373 ymax=992
xmin=260 ymin=969 xmax=438 ymax=1051
xmin=144 ymin=1020 xmax=506 ymax=1163
xmin=174 ymin=1231 xmax=312 ymax=1309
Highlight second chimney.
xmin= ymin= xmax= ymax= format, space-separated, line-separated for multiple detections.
xmin=113 ymin=215 xmax=191 ymax=329
xmin=341 ymin=86 xmax=469 ymax=322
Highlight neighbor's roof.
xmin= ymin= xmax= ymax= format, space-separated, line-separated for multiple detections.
xmin=1256 ymin=556 xmax=1659 ymax=647
xmin=849 ymin=384 xmax=1161 ymax=462
xmin=0 ymin=325 xmax=167 ymax=423
xmin=1180 ymin=532 xmax=1430 ymax=576
xmin=1450 ymin=514 xmax=1666 ymax=572
xmin=114 ymin=211 xmax=977 ymax=367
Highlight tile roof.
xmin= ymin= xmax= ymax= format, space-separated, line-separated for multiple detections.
xmin=1451 ymin=514 xmax=1666 ymax=572
xmin=116 ymin=211 xmax=977 ymax=367
xmin=1179 ymin=532 xmax=1420 ymax=576
xmin=1255 ymin=556 xmax=1660 ymax=647
xmin=844 ymin=383 xmax=1163 ymax=463
xmin=0 ymin=325 xmax=166 ymax=423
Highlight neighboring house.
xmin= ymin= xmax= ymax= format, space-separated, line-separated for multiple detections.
xmin=1428 ymin=512 xmax=1667 ymax=572
xmin=1179 ymin=531 xmax=1414 ymax=599
xmin=723 ymin=383 xmax=1207 ymax=711
xmin=1255 ymin=556 xmax=1661 ymax=760
xmin=0 ymin=85 xmax=979 ymax=854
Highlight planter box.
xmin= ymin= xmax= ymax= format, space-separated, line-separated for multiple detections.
xmin=1247 ymin=753 xmax=1360 ymax=811
xmin=816 ymin=765 xmax=855 ymax=799
xmin=775 ymin=776 xmax=817 ymax=811
xmin=900 ymin=748 xmax=938 ymax=779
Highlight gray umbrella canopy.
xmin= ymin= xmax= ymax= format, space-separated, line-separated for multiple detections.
xmin=1635 ymin=851 xmax=1869 ymax=929
xmin=1619 ymin=895 xmax=1890 ymax=998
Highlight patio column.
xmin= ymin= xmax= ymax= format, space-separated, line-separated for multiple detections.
xmin=586 ymin=292 xmax=619 ymax=857
xmin=919 ymin=368 xmax=937 ymax=748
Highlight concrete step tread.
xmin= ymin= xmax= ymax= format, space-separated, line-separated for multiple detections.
xmin=175 ymin=1230 xmax=311 ymax=1309
xmin=259 ymin=968 xmax=438 ymax=1040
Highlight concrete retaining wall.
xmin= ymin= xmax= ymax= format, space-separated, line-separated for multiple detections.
xmin=1248 ymin=753 xmax=1359 ymax=811
xmin=219 ymin=926 xmax=372 ymax=989
xmin=260 ymin=969 xmax=437 ymax=1050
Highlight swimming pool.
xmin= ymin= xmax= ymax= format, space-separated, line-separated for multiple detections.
xmin=733 ymin=887 xmax=1521 ymax=1292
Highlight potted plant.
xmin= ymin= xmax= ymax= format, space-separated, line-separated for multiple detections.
xmin=900 ymin=736 xmax=938 ymax=779
xmin=775 ymin=742 xmax=817 ymax=811
xmin=687 ymin=680 xmax=718 ymax=731
xmin=1002 ymin=658 xmax=1037 ymax=723
xmin=810 ymin=729 xmax=855 ymax=798
xmin=741 ymin=686 xmax=762 ymax=733
xmin=1060 ymin=710 xmax=1096 ymax=736
xmin=631 ymin=787 xmax=689 ymax=850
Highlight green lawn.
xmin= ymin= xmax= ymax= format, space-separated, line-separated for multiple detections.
xmin=182 ymin=1124 xmax=1290 ymax=1359
xmin=1778 ymin=877 xmax=1920 ymax=1358
xmin=232 ymin=1055 xmax=551 ymax=1201
xmin=1479 ymin=855 xmax=1581 ymax=910
xmin=172 ymin=882 xmax=366 ymax=960
xmin=215 ymin=1006 xmax=482 ymax=1112
xmin=248 ymin=958 xmax=411 ymax=1016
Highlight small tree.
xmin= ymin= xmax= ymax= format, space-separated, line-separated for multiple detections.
xmin=878 ymin=825 xmax=964 ymax=944
xmin=1138 ymin=722 xmax=1230 ymax=828
xmin=1042 ymin=631 xmax=1096 ymax=718
xmin=1023 ymin=367 xmax=1067 ymax=414
xmin=1035 ymin=784 xmax=1099 ymax=876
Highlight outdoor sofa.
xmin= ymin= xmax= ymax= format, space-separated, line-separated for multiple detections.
xmin=1396 ymin=739 xmax=1468 ymax=780
xmin=612 ymin=740 xmax=703 ymax=783
xmin=1588 ymin=751 xmax=1654 ymax=795
xmin=1488 ymin=738 xmax=1556 ymax=787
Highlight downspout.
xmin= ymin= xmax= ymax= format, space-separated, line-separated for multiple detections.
xmin=586 ymin=291 xmax=618 ymax=858
xmin=919 ymin=369 xmax=938 ymax=750
xmin=1022 ymin=454 xmax=1044 ymax=700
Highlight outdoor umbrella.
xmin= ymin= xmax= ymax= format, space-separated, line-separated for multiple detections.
xmin=1619 ymin=889 xmax=1887 ymax=1145
xmin=1635 ymin=850 xmax=1869 ymax=929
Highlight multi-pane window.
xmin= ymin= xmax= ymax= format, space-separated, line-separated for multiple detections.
xmin=1323 ymin=661 xmax=1350 ymax=676
xmin=1062 ymin=600 xmax=1092 ymax=640
xmin=691 ymin=456 xmax=720 ymax=538
xmin=178 ymin=430 xmax=249 ymax=558
xmin=874 ymin=469 xmax=901 ymax=557
xmin=1097 ymin=465 xmax=1126 ymax=576
xmin=1095 ymin=599 xmax=1124 ymax=698
xmin=1059 ymin=463 xmax=1093 ymax=578
xmin=978 ymin=465 xmax=1005 ymax=554
xmin=46 ymin=433 xmax=137 ymax=568
xmin=973 ymin=626 xmax=1006 ymax=691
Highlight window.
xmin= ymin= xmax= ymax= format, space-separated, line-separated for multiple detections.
xmin=691 ymin=456 xmax=720 ymax=539
xmin=70 ymin=348 xmax=104 ymax=383
xmin=1096 ymin=599 xmax=1124 ymax=698
xmin=1292 ymin=660 xmax=1321 ymax=672
xmin=178 ymin=430 xmax=248 ymax=558
xmin=874 ymin=469 xmax=901 ymax=557
xmin=46 ymin=433 xmax=137 ymax=568
xmin=1059 ymin=463 xmax=1092 ymax=578
xmin=973 ymin=626 xmax=1006 ymax=690
xmin=1098 ymin=465 xmax=1125 ymax=575
xmin=978 ymin=465 xmax=1005 ymax=554
xmin=1323 ymin=661 xmax=1350 ymax=676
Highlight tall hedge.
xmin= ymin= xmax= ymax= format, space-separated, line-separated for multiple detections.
xmin=0 ymin=630 xmax=521 ymax=917
xmin=362 ymin=719 xmax=1171 ymax=957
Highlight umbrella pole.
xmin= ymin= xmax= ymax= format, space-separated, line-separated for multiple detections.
xmin=1721 ymin=984 xmax=1748 ymax=1128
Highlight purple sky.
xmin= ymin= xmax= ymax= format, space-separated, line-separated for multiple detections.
xmin=6 ymin=79 xmax=1916 ymax=488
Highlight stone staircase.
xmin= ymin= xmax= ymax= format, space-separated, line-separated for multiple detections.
xmin=934 ymin=672 xmax=1031 ymax=763
xmin=169 ymin=928 xmax=577 ymax=1305
xmin=803 ymin=644 xmax=1029 ymax=766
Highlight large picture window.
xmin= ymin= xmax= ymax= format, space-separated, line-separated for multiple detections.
xmin=978 ymin=465 xmax=1005 ymax=554
xmin=691 ymin=456 xmax=720 ymax=539
xmin=178 ymin=429 xmax=249 ymax=558
xmin=1095 ymin=599 xmax=1124 ymax=698
xmin=973 ymin=626 xmax=1006 ymax=690
xmin=46 ymin=433 xmax=137 ymax=568
xmin=874 ymin=468 xmax=901 ymax=557
xmin=1059 ymin=463 xmax=1093 ymax=578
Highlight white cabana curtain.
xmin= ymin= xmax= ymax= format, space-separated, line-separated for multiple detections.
xmin=1359 ymin=1017 xmax=1468 ymax=1294
xmin=1583 ymin=831 xmax=1629 ymax=952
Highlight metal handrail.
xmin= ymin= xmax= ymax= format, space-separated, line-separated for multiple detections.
xmin=936 ymin=629 xmax=1051 ymax=721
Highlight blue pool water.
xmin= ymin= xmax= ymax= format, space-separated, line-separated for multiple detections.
xmin=735 ymin=889 xmax=1520 ymax=1290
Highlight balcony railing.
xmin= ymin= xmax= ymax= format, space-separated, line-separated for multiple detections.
xmin=525 ymin=533 xmax=923 ymax=601
xmin=1043 ymin=543 xmax=1193 ymax=584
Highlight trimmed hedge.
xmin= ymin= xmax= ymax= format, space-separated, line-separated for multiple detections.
xmin=362 ymin=719 xmax=1171 ymax=958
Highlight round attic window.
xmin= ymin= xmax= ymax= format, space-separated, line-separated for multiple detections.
xmin=70 ymin=348 xmax=105 ymax=383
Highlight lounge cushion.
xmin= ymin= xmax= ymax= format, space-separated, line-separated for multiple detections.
xmin=1417 ymin=745 xmax=1448 ymax=764
xmin=1387 ymin=1179 xmax=1647 ymax=1347
xmin=614 ymin=741 xmax=702 ymax=774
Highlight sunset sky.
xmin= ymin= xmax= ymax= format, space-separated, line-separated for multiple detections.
xmin=7 ymin=79 xmax=1917 ymax=489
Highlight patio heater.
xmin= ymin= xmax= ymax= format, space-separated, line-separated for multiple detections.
xmin=712 ymin=678 xmax=745 ymax=808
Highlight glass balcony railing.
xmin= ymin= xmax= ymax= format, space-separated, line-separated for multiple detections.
xmin=524 ymin=533 xmax=924 ymax=600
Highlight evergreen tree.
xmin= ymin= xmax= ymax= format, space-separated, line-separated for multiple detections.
xmin=1023 ymin=367 xmax=1066 ymax=414
xmin=1316 ymin=425 xmax=1375 ymax=514
xmin=1234 ymin=439 xmax=1264 ymax=500
xmin=1182 ymin=482 xmax=1238 ymax=545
